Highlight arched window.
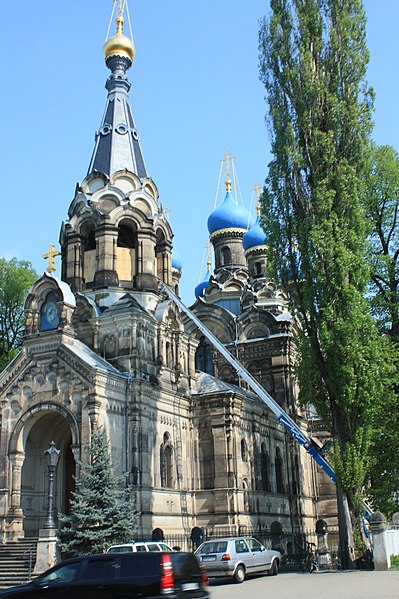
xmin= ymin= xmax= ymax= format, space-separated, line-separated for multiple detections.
xmin=242 ymin=479 xmax=250 ymax=512
xmin=199 ymin=426 xmax=215 ymax=490
xmin=166 ymin=342 xmax=173 ymax=368
xmin=85 ymin=228 xmax=96 ymax=251
xmin=221 ymin=246 xmax=232 ymax=266
xmin=254 ymin=261 xmax=262 ymax=277
xmin=160 ymin=433 xmax=173 ymax=488
xmin=117 ymin=224 xmax=136 ymax=248
xmin=156 ymin=229 xmax=167 ymax=282
xmin=241 ymin=439 xmax=248 ymax=462
xmin=82 ymin=223 xmax=97 ymax=285
xmin=195 ymin=337 xmax=214 ymax=375
xmin=275 ymin=447 xmax=284 ymax=493
xmin=261 ymin=443 xmax=271 ymax=492
xmin=116 ymin=222 xmax=137 ymax=283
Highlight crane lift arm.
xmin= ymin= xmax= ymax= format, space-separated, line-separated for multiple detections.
xmin=159 ymin=282 xmax=337 ymax=484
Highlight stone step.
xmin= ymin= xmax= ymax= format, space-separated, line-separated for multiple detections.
xmin=0 ymin=540 xmax=37 ymax=589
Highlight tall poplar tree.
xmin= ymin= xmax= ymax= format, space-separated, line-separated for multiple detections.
xmin=259 ymin=0 xmax=385 ymax=568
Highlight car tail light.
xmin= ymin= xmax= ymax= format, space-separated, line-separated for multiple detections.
xmin=221 ymin=553 xmax=231 ymax=561
xmin=160 ymin=553 xmax=174 ymax=594
xmin=200 ymin=566 xmax=209 ymax=587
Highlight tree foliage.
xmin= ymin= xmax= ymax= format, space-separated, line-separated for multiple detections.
xmin=363 ymin=143 xmax=399 ymax=514
xmin=259 ymin=0 xmax=387 ymax=566
xmin=364 ymin=144 xmax=399 ymax=336
xmin=58 ymin=428 xmax=136 ymax=557
xmin=0 ymin=257 xmax=37 ymax=371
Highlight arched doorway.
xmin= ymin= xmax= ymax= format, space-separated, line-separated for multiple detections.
xmin=20 ymin=412 xmax=76 ymax=537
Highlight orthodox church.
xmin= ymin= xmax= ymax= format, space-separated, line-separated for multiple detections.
xmin=0 ymin=5 xmax=335 ymax=553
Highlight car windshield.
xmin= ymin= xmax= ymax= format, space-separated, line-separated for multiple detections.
xmin=195 ymin=541 xmax=228 ymax=555
xmin=39 ymin=562 xmax=81 ymax=584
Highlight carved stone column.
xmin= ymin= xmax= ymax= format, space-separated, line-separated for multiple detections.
xmin=8 ymin=452 xmax=25 ymax=539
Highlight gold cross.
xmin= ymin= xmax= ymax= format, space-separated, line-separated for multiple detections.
xmin=43 ymin=244 xmax=61 ymax=273
xmin=253 ymin=183 xmax=263 ymax=216
xmin=221 ymin=150 xmax=234 ymax=179
xmin=115 ymin=0 xmax=125 ymax=35
xmin=253 ymin=182 xmax=262 ymax=202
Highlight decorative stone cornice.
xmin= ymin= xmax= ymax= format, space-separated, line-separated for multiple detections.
xmin=209 ymin=228 xmax=246 ymax=241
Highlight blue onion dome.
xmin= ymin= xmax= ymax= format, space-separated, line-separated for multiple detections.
xmin=171 ymin=247 xmax=183 ymax=272
xmin=195 ymin=263 xmax=212 ymax=299
xmin=242 ymin=205 xmax=266 ymax=251
xmin=207 ymin=180 xmax=253 ymax=236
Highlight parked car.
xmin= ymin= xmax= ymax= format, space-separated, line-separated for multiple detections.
xmin=194 ymin=536 xmax=281 ymax=583
xmin=107 ymin=540 xmax=174 ymax=553
xmin=0 ymin=551 xmax=209 ymax=598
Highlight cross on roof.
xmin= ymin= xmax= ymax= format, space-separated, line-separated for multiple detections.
xmin=43 ymin=244 xmax=61 ymax=273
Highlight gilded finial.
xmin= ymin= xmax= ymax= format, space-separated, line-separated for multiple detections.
xmin=104 ymin=0 xmax=135 ymax=63
xmin=43 ymin=244 xmax=61 ymax=273
xmin=256 ymin=204 xmax=261 ymax=217
xmin=207 ymin=243 xmax=211 ymax=270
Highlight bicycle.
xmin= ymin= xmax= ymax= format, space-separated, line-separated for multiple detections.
xmin=300 ymin=542 xmax=319 ymax=573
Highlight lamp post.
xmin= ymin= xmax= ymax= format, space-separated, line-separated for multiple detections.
xmin=44 ymin=441 xmax=60 ymax=529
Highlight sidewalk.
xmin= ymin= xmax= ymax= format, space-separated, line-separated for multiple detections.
xmin=210 ymin=570 xmax=399 ymax=599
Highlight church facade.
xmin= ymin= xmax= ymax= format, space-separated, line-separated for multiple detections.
xmin=0 ymin=7 xmax=335 ymax=550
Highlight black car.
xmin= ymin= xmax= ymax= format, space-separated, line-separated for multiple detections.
xmin=0 ymin=551 xmax=209 ymax=599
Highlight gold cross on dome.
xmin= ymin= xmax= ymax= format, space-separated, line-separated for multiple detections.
xmin=43 ymin=244 xmax=61 ymax=273
xmin=221 ymin=150 xmax=234 ymax=180
xmin=253 ymin=182 xmax=262 ymax=202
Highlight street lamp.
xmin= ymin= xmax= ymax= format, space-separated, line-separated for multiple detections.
xmin=44 ymin=441 xmax=60 ymax=529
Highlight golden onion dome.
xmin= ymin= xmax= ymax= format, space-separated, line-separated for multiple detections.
xmin=103 ymin=14 xmax=135 ymax=62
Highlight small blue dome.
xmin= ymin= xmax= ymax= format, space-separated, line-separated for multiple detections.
xmin=194 ymin=268 xmax=211 ymax=299
xmin=171 ymin=247 xmax=183 ymax=271
xmin=242 ymin=216 xmax=266 ymax=251
xmin=207 ymin=191 xmax=253 ymax=235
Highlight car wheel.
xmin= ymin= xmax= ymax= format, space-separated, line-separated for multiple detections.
xmin=267 ymin=559 xmax=279 ymax=576
xmin=234 ymin=565 xmax=245 ymax=583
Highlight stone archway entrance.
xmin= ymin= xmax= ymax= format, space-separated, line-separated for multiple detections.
xmin=20 ymin=412 xmax=76 ymax=537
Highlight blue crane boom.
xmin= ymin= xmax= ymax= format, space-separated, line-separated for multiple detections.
xmin=159 ymin=282 xmax=337 ymax=484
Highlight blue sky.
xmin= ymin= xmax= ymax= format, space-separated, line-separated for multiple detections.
xmin=1 ymin=1 xmax=399 ymax=305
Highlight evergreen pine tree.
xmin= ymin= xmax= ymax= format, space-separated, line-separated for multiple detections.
xmin=58 ymin=427 xmax=136 ymax=557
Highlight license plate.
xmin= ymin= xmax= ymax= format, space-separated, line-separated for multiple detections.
xmin=202 ymin=555 xmax=216 ymax=561
xmin=182 ymin=582 xmax=200 ymax=590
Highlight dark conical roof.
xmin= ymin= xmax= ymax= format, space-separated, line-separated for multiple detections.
xmin=87 ymin=13 xmax=147 ymax=179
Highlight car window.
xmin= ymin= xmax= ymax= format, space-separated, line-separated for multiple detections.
xmin=235 ymin=540 xmax=250 ymax=553
xmin=108 ymin=546 xmax=132 ymax=553
xmin=196 ymin=542 xmax=228 ymax=555
xmin=135 ymin=544 xmax=148 ymax=552
xmin=147 ymin=543 xmax=161 ymax=552
xmin=80 ymin=558 xmax=119 ymax=581
xmin=246 ymin=538 xmax=263 ymax=552
xmin=39 ymin=562 xmax=81 ymax=584
xmin=158 ymin=543 xmax=172 ymax=551
xmin=120 ymin=554 xmax=160 ymax=578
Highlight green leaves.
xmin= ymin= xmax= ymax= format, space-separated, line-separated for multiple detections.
xmin=57 ymin=428 xmax=136 ymax=557
xmin=0 ymin=258 xmax=37 ymax=370
xmin=259 ymin=0 xmax=379 ymax=503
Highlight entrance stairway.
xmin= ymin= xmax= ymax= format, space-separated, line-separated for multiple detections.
xmin=0 ymin=539 xmax=37 ymax=590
